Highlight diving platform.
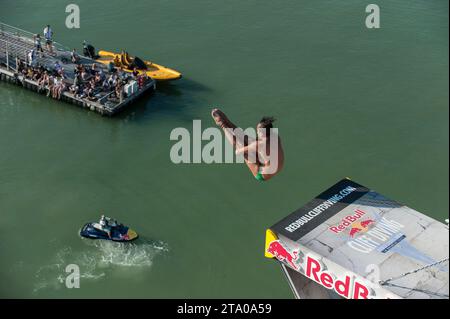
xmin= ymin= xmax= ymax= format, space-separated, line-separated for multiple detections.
xmin=0 ymin=22 xmax=156 ymax=116
xmin=265 ymin=178 xmax=449 ymax=299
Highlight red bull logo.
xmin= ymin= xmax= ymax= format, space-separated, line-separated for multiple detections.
xmin=348 ymin=219 xmax=375 ymax=237
xmin=329 ymin=209 xmax=375 ymax=237
xmin=266 ymin=240 xmax=299 ymax=270
xmin=349 ymin=219 xmax=375 ymax=238
xmin=306 ymin=255 xmax=371 ymax=299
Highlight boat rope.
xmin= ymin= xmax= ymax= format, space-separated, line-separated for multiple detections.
xmin=379 ymin=257 xmax=449 ymax=285
xmin=381 ymin=282 xmax=449 ymax=299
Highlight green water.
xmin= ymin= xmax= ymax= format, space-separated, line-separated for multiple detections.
xmin=0 ymin=0 xmax=448 ymax=298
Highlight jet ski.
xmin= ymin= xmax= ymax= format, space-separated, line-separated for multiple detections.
xmin=80 ymin=217 xmax=138 ymax=242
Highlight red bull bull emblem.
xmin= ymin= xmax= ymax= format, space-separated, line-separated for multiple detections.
xmin=349 ymin=219 xmax=375 ymax=237
xmin=266 ymin=240 xmax=300 ymax=270
xmin=329 ymin=209 xmax=375 ymax=237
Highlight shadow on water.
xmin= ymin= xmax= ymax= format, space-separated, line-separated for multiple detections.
xmin=158 ymin=77 xmax=211 ymax=96
xmin=113 ymin=77 xmax=212 ymax=122
xmin=1 ymin=75 xmax=211 ymax=125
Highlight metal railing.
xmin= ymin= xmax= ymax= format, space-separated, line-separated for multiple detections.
xmin=98 ymin=91 xmax=115 ymax=106
xmin=0 ymin=39 xmax=30 ymax=70
xmin=0 ymin=38 xmax=59 ymax=71
xmin=0 ymin=21 xmax=70 ymax=53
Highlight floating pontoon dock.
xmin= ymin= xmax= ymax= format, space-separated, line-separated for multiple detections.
xmin=265 ymin=178 xmax=449 ymax=299
xmin=0 ymin=22 xmax=156 ymax=116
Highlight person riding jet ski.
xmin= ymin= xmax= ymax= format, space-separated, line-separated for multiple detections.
xmin=99 ymin=214 xmax=120 ymax=238
xmin=99 ymin=214 xmax=111 ymax=238
xmin=80 ymin=215 xmax=138 ymax=242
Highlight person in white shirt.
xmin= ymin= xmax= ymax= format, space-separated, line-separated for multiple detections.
xmin=27 ymin=49 xmax=36 ymax=67
xmin=99 ymin=215 xmax=112 ymax=238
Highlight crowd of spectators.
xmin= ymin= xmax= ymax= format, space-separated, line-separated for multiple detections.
xmin=15 ymin=55 xmax=149 ymax=104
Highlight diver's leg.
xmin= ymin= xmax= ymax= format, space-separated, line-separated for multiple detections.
xmin=212 ymin=108 xmax=260 ymax=176
xmin=211 ymin=108 xmax=237 ymax=129
xmin=211 ymin=108 xmax=254 ymax=149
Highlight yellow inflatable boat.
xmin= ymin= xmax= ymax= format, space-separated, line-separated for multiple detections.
xmin=96 ymin=50 xmax=182 ymax=81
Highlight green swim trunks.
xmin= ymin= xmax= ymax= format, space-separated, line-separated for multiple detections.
xmin=255 ymin=171 xmax=265 ymax=181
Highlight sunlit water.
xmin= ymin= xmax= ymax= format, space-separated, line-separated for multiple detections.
xmin=0 ymin=0 xmax=448 ymax=298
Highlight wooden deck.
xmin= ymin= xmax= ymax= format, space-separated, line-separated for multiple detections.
xmin=0 ymin=22 xmax=156 ymax=116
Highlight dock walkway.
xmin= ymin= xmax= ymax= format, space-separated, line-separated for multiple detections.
xmin=0 ymin=22 xmax=156 ymax=116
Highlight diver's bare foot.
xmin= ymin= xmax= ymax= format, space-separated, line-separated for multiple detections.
xmin=211 ymin=108 xmax=233 ymax=128
xmin=211 ymin=108 xmax=224 ymax=128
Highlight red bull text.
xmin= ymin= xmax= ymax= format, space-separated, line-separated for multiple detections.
xmin=329 ymin=209 xmax=368 ymax=234
xmin=305 ymin=255 xmax=371 ymax=299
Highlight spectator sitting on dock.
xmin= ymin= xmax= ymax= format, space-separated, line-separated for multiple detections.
xmin=43 ymin=25 xmax=54 ymax=54
xmin=16 ymin=58 xmax=25 ymax=74
xmin=56 ymin=79 xmax=66 ymax=100
xmin=57 ymin=67 xmax=66 ymax=79
xmin=51 ymin=77 xmax=59 ymax=98
xmin=87 ymin=86 xmax=97 ymax=101
xmin=89 ymin=78 xmax=97 ymax=89
xmin=75 ymin=64 xmax=83 ymax=76
xmin=103 ymin=77 xmax=114 ymax=91
xmin=81 ymin=68 xmax=90 ymax=81
xmin=46 ymin=75 xmax=55 ymax=97
xmin=75 ymin=85 xmax=83 ymax=98
xmin=69 ymin=81 xmax=80 ymax=96
xmin=102 ymin=78 xmax=110 ymax=91
xmin=94 ymin=72 xmax=102 ymax=85
xmin=53 ymin=76 xmax=65 ymax=100
xmin=26 ymin=67 xmax=34 ymax=79
xmin=103 ymin=74 xmax=113 ymax=91
xmin=53 ymin=78 xmax=60 ymax=99
xmin=90 ymin=63 xmax=98 ymax=76
xmin=73 ymin=74 xmax=81 ymax=87
xmin=137 ymin=74 xmax=147 ymax=89
xmin=37 ymin=71 xmax=49 ymax=92
xmin=69 ymin=83 xmax=77 ymax=95
xmin=98 ymin=67 xmax=105 ymax=79
xmin=71 ymin=49 xmax=80 ymax=64
xmin=80 ymin=84 xmax=90 ymax=99
xmin=107 ymin=74 xmax=117 ymax=87
xmin=54 ymin=61 xmax=62 ymax=73
xmin=20 ymin=65 xmax=27 ymax=77
xmin=32 ymin=67 xmax=42 ymax=82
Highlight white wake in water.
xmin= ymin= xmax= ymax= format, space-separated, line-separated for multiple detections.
xmin=33 ymin=238 xmax=168 ymax=293
xmin=91 ymin=239 xmax=168 ymax=267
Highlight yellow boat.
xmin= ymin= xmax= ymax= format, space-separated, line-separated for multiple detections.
xmin=96 ymin=50 xmax=182 ymax=81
